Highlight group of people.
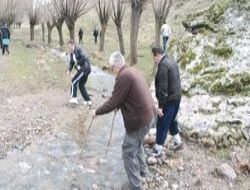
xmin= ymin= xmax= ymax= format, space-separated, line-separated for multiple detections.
xmin=0 ymin=23 xmax=11 ymax=55
xmin=77 ymin=26 xmax=100 ymax=45
xmin=67 ymin=20 xmax=181 ymax=189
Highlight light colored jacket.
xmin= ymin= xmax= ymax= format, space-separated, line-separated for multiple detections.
xmin=161 ymin=24 xmax=172 ymax=37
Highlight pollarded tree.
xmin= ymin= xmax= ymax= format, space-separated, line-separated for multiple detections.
xmin=48 ymin=1 xmax=65 ymax=47
xmin=130 ymin=0 xmax=148 ymax=65
xmin=111 ymin=0 xmax=126 ymax=55
xmin=96 ymin=0 xmax=112 ymax=52
xmin=0 ymin=0 xmax=19 ymax=25
xmin=28 ymin=0 xmax=40 ymax=41
xmin=54 ymin=0 xmax=93 ymax=41
xmin=152 ymin=0 xmax=173 ymax=46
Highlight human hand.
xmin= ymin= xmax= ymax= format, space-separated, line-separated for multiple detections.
xmin=157 ymin=108 xmax=164 ymax=117
xmin=91 ymin=109 xmax=96 ymax=119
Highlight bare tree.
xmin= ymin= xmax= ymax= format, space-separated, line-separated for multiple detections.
xmin=48 ymin=1 xmax=65 ymax=47
xmin=152 ymin=0 xmax=173 ymax=45
xmin=96 ymin=0 xmax=112 ymax=52
xmin=54 ymin=0 xmax=93 ymax=41
xmin=0 ymin=0 xmax=19 ymax=25
xmin=28 ymin=0 xmax=40 ymax=41
xmin=130 ymin=0 xmax=148 ymax=65
xmin=111 ymin=0 xmax=126 ymax=55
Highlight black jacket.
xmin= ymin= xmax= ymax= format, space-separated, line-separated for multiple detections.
xmin=155 ymin=54 xmax=181 ymax=108
xmin=0 ymin=27 xmax=10 ymax=39
xmin=68 ymin=46 xmax=91 ymax=74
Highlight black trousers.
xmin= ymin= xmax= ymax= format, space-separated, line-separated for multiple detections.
xmin=71 ymin=71 xmax=91 ymax=101
xmin=2 ymin=45 xmax=9 ymax=54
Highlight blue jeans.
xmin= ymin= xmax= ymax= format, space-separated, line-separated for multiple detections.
xmin=156 ymin=100 xmax=180 ymax=145
xmin=162 ymin=36 xmax=169 ymax=51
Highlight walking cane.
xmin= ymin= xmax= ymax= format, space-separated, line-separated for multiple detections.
xmin=105 ymin=111 xmax=117 ymax=158
xmin=79 ymin=117 xmax=94 ymax=158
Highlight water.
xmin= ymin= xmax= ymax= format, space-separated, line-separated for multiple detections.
xmin=0 ymin=67 xmax=127 ymax=190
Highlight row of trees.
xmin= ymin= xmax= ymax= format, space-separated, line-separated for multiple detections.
xmin=0 ymin=0 xmax=173 ymax=65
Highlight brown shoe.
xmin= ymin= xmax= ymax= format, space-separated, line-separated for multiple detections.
xmin=169 ymin=142 xmax=184 ymax=151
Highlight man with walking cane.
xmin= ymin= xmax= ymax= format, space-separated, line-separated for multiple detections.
xmin=92 ymin=51 xmax=156 ymax=190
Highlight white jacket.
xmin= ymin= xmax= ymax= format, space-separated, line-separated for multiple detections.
xmin=161 ymin=24 xmax=172 ymax=37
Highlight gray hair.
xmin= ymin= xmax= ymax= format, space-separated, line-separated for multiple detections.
xmin=109 ymin=51 xmax=125 ymax=67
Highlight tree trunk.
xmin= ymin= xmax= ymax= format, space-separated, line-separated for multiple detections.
xmin=130 ymin=6 xmax=141 ymax=65
xmin=99 ymin=26 xmax=106 ymax=52
xmin=66 ymin=21 xmax=75 ymax=41
xmin=116 ymin=25 xmax=125 ymax=55
xmin=30 ymin=24 xmax=35 ymax=41
xmin=56 ymin=23 xmax=64 ymax=48
xmin=42 ymin=24 xmax=45 ymax=43
xmin=155 ymin=18 xmax=161 ymax=46
xmin=48 ymin=27 xmax=53 ymax=45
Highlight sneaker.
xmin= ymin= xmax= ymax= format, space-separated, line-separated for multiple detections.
xmin=169 ymin=142 xmax=184 ymax=151
xmin=150 ymin=147 xmax=162 ymax=158
xmin=68 ymin=97 xmax=79 ymax=104
xmin=84 ymin=101 xmax=92 ymax=106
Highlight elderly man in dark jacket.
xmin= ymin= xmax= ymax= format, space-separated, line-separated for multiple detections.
xmin=92 ymin=51 xmax=156 ymax=190
xmin=151 ymin=46 xmax=183 ymax=157
xmin=67 ymin=40 xmax=92 ymax=105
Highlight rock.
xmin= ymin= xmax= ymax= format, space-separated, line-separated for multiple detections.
xmin=162 ymin=181 xmax=169 ymax=189
xmin=144 ymin=134 xmax=155 ymax=145
xmin=92 ymin=184 xmax=99 ymax=190
xmin=147 ymin=157 xmax=157 ymax=166
xmin=215 ymin=163 xmax=237 ymax=181
xmin=202 ymin=138 xmax=215 ymax=148
xmin=194 ymin=178 xmax=202 ymax=186
xmin=171 ymin=184 xmax=179 ymax=190
xmin=178 ymin=166 xmax=185 ymax=172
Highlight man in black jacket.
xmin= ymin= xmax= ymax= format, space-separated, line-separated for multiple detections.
xmin=151 ymin=46 xmax=183 ymax=157
xmin=67 ymin=40 xmax=92 ymax=105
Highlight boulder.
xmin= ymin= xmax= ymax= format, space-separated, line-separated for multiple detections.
xmin=215 ymin=163 xmax=237 ymax=181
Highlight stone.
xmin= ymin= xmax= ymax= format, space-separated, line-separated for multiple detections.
xmin=144 ymin=134 xmax=155 ymax=145
xmin=147 ymin=157 xmax=157 ymax=166
xmin=172 ymin=184 xmax=179 ymax=190
xmin=92 ymin=184 xmax=99 ymax=190
xmin=215 ymin=163 xmax=237 ymax=181
xmin=162 ymin=181 xmax=169 ymax=189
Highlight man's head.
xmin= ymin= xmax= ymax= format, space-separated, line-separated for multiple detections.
xmin=109 ymin=51 xmax=125 ymax=76
xmin=151 ymin=46 xmax=165 ymax=65
xmin=67 ymin=40 xmax=75 ymax=53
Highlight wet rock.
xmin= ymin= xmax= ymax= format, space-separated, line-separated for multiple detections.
xmin=18 ymin=162 xmax=32 ymax=173
xmin=215 ymin=163 xmax=237 ymax=181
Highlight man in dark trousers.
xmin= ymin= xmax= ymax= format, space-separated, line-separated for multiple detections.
xmin=78 ymin=28 xmax=83 ymax=44
xmin=92 ymin=52 xmax=156 ymax=190
xmin=1 ymin=24 xmax=10 ymax=54
xmin=67 ymin=40 xmax=92 ymax=105
xmin=151 ymin=46 xmax=183 ymax=157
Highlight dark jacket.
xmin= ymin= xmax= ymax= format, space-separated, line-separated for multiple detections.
xmin=68 ymin=46 xmax=91 ymax=74
xmin=0 ymin=27 xmax=10 ymax=39
xmin=93 ymin=29 xmax=99 ymax=37
xmin=96 ymin=65 xmax=156 ymax=134
xmin=155 ymin=54 xmax=181 ymax=108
